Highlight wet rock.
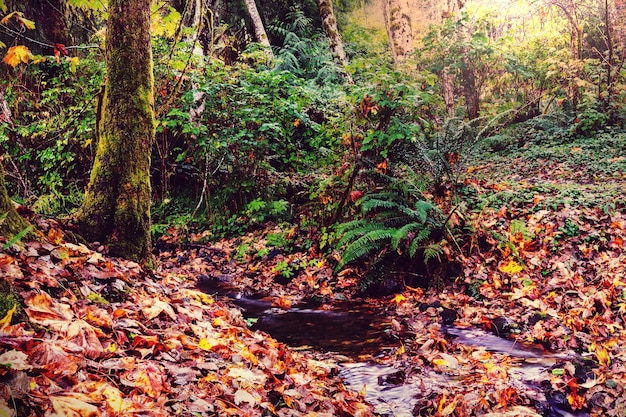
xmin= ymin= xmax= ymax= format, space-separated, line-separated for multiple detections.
xmin=490 ymin=316 xmax=520 ymax=337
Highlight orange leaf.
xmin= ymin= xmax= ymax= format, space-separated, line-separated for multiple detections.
xmin=567 ymin=391 xmax=586 ymax=410
xmin=595 ymin=344 xmax=611 ymax=366
xmin=47 ymin=228 xmax=64 ymax=244
xmin=133 ymin=363 xmax=168 ymax=398
xmin=3 ymin=45 xmax=32 ymax=67
xmin=24 ymin=292 xmax=74 ymax=331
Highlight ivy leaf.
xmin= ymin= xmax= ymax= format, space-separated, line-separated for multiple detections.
xmin=3 ymin=45 xmax=32 ymax=67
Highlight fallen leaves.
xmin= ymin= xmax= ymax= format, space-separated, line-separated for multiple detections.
xmin=0 ymin=232 xmax=373 ymax=417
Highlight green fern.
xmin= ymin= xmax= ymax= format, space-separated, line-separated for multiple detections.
xmin=337 ymin=227 xmax=394 ymax=269
xmin=334 ymin=188 xmax=441 ymax=272
xmin=423 ymin=243 xmax=445 ymax=263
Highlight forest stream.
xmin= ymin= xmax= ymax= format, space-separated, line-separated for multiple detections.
xmin=198 ymin=280 xmax=589 ymax=417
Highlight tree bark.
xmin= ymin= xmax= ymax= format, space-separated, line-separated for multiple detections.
xmin=460 ymin=53 xmax=479 ymax=119
xmin=243 ymin=0 xmax=274 ymax=61
xmin=318 ymin=0 xmax=353 ymax=83
xmin=76 ymin=0 xmax=155 ymax=264
xmin=383 ymin=0 xmax=414 ymax=64
xmin=440 ymin=69 xmax=455 ymax=117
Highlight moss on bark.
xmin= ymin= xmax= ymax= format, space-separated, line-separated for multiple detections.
xmin=0 ymin=162 xmax=34 ymax=240
xmin=76 ymin=0 xmax=155 ymax=264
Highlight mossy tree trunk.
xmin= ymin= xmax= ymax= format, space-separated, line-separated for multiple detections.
xmin=243 ymin=0 xmax=274 ymax=61
xmin=383 ymin=0 xmax=414 ymax=64
xmin=318 ymin=0 xmax=353 ymax=84
xmin=76 ymin=0 xmax=155 ymax=264
xmin=0 ymin=162 xmax=32 ymax=239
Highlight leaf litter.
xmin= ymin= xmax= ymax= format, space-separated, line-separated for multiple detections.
xmin=1 ymin=139 xmax=625 ymax=417
xmin=0 ymin=224 xmax=374 ymax=417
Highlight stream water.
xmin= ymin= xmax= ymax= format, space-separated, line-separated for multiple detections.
xmin=200 ymin=282 xmax=587 ymax=417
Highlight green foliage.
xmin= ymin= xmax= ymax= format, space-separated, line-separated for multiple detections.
xmin=335 ymin=187 xmax=441 ymax=272
xmin=1 ymin=52 xmax=103 ymax=206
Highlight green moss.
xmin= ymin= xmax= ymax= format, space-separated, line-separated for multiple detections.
xmin=0 ymin=280 xmax=27 ymax=325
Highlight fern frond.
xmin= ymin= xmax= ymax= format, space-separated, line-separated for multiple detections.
xmin=423 ymin=243 xmax=444 ymax=262
xmin=361 ymin=197 xmax=402 ymax=214
xmin=390 ymin=222 xmax=425 ymax=250
xmin=408 ymin=228 xmax=434 ymax=257
xmin=336 ymin=221 xmax=385 ymax=248
xmin=338 ymin=228 xmax=394 ymax=268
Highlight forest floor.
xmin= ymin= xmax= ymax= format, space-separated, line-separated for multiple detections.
xmin=1 ymin=132 xmax=625 ymax=417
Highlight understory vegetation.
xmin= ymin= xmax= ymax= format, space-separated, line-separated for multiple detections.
xmin=0 ymin=1 xmax=624 ymax=292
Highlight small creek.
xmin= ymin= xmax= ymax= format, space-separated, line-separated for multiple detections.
xmin=199 ymin=281 xmax=586 ymax=417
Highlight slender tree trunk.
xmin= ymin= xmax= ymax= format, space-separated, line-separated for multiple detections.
xmin=383 ymin=0 xmax=414 ymax=64
xmin=460 ymin=53 xmax=479 ymax=119
xmin=243 ymin=0 xmax=274 ymax=61
xmin=318 ymin=0 xmax=353 ymax=83
xmin=440 ymin=69 xmax=455 ymax=117
xmin=76 ymin=0 xmax=155 ymax=264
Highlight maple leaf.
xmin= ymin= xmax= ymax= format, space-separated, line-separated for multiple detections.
xmin=0 ymin=11 xmax=34 ymax=29
xmin=391 ymin=294 xmax=406 ymax=304
xmin=3 ymin=45 xmax=32 ymax=67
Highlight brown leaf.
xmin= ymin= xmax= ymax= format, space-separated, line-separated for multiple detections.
xmin=24 ymin=292 xmax=74 ymax=331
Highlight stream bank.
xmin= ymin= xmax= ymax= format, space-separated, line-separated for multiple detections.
xmin=197 ymin=276 xmax=590 ymax=417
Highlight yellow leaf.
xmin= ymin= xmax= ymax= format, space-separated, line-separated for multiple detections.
xmin=391 ymin=294 xmax=406 ymax=304
xmin=395 ymin=344 xmax=405 ymax=355
xmin=3 ymin=45 xmax=32 ymax=67
xmin=67 ymin=56 xmax=80 ymax=72
xmin=499 ymin=259 xmax=524 ymax=274
xmin=0 ymin=402 xmax=14 ymax=417
xmin=0 ymin=304 xmax=16 ymax=330
xmin=0 ymin=11 xmax=34 ymax=29
xmin=595 ymin=344 xmax=611 ymax=366
xmin=197 ymin=337 xmax=216 ymax=351
xmin=0 ymin=11 xmax=17 ymax=25
xmin=441 ymin=399 xmax=457 ymax=416
xmin=16 ymin=15 xmax=35 ymax=30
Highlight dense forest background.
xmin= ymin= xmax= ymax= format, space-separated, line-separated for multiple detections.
xmin=1 ymin=0 xmax=624 ymax=270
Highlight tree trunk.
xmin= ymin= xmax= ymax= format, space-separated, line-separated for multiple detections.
xmin=318 ymin=0 xmax=353 ymax=83
xmin=440 ymin=69 xmax=455 ymax=117
xmin=383 ymin=0 xmax=414 ymax=64
xmin=460 ymin=53 xmax=479 ymax=119
xmin=76 ymin=0 xmax=155 ymax=264
xmin=0 ymin=162 xmax=32 ymax=239
xmin=243 ymin=0 xmax=274 ymax=61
